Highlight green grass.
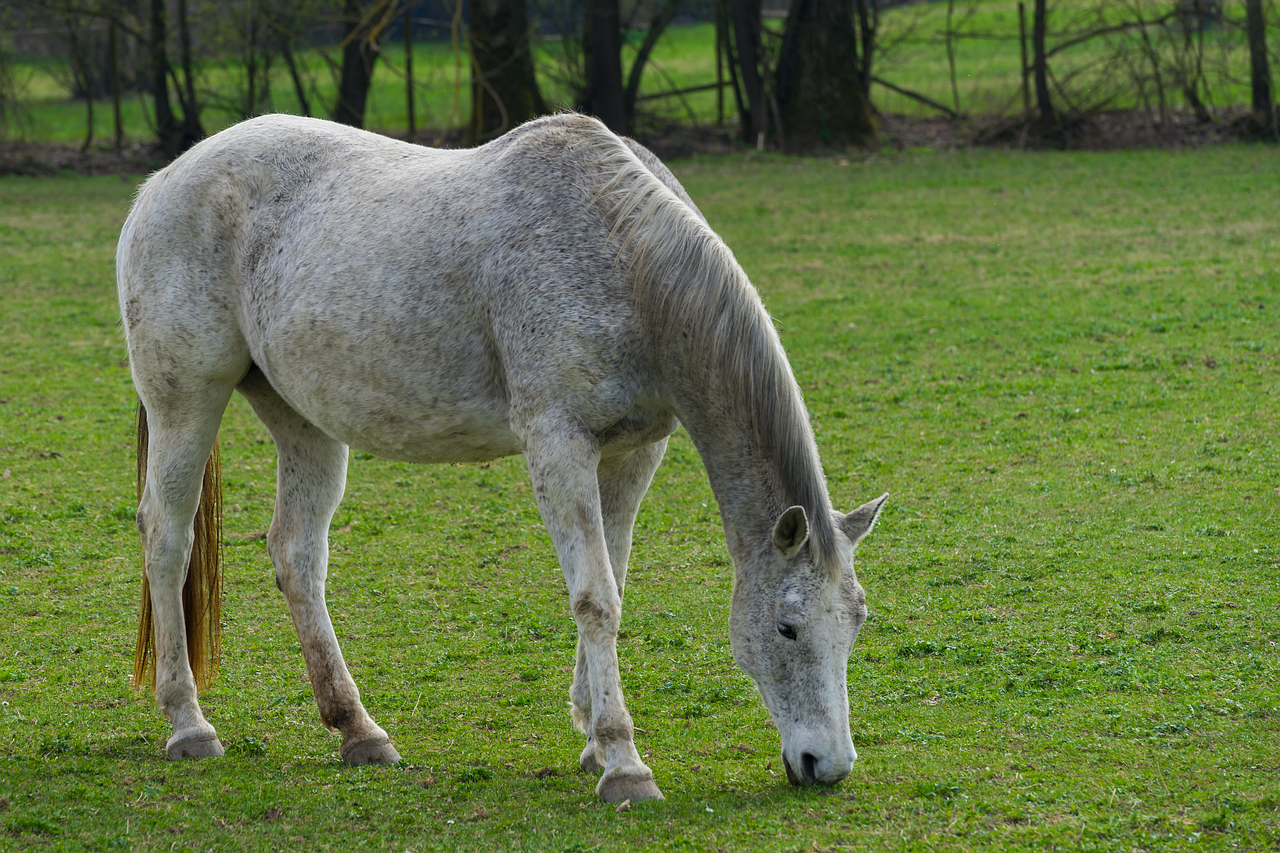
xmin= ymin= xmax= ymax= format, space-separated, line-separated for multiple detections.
xmin=2 ymin=144 xmax=1279 ymax=850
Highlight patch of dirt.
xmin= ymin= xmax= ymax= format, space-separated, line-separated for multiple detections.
xmin=1 ymin=107 xmax=1270 ymax=178
xmin=0 ymin=140 xmax=164 ymax=177
xmin=963 ymin=106 xmax=1263 ymax=151
xmin=636 ymin=107 xmax=1274 ymax=156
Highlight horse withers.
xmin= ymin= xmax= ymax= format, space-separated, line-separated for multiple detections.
xmin=117 ymin=112 xmax=886 ymax=802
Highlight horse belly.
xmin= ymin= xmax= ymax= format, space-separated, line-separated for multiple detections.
xmin=279 ymin=376 xmax=522 ymax=464
xmin=251 ymin=313 xmax=521 ymax=463
xmin=342 ymin=406 xmax=522 ymax=464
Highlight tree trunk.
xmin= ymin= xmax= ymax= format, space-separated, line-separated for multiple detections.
xmin=175 ymin=0 xmax=203 ymax=143
xmin=334 ymin=0 xmax=382 ymax=128
xmin=774 ymin=0 xmax=877 ymax=149
xmin=467 ymin=0 xmax=548 ymax=144
xmin=945 ymin=0 xmax=959 ymax=114
xmin=1245 ymin=0 xmax=1275 ymax=135
xmin=1032 ymin=0 xmax=1054 ymax=125
xmin=855 ymin=0 xmax=875 ymax=101
xmin=584 ymin=0 xmax=626 ymax=133
xmin=405 ymin=4 xmax=415 ymax=136
xmin=720 ymin=0 xmax=747 ymax=129
xmin=149 ymin=0 xmax=182 ymax=157
xmin=727 ymin=0 xmax=765 ymax=144
xmin=1018 ymin=1 xmax=1030 ymax=116
xmin=67 ymin=21 xmax=95 ymax=153
xmin=110 ymin=18 xmax=123 ymax=149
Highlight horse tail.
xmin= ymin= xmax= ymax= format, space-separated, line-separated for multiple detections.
xmin=132 ymin=400 xmax=223 ymax=690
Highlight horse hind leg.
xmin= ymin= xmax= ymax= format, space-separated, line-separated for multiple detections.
xmin=135 ymin=389 xmax=235 ymax=760
xmin=237 ymin=370 xmax=400 ymax=765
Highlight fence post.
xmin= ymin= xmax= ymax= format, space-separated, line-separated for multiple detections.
xmin=715 ymin=0 xmax=724 ymax=126
xmin=946 ymin=0 xmax=959 ymax=114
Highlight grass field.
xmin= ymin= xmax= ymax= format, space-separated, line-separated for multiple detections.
xmin=8 ymin=0 xmax=1280 ymax=145
xmin=1 ymin=144 xmax=1279 ymax=850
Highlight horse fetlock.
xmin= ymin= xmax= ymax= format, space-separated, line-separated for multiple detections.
xmin=570 ymin=700 xmax=590 ymax=736
xmin=155 ymin=680 xmax=201 ymax=722
xmin=578 ymin=741 xmax=604 ymax=774
xmin=596 ymin=766 xmax=663 ymax=803
xmin=591 ymin=716 xmax=635 ymax=750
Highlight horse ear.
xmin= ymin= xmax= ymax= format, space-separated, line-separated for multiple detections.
xmin=773 ymin=506 xmax=810 ymax=559
xmin=840 ymin=493 xmax=888 ymax=548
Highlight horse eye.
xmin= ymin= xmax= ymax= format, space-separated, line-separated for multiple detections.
xmin=777 ymin=622 xmax=797 ymax=640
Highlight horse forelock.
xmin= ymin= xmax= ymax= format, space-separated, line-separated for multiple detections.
xmin=579 ymin=128 xmax=839 ymax=573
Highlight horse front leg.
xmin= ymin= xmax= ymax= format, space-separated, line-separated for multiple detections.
xmin=525 ymin=431 xmax=664 ymax=803
xmin=571 ymin=441 xmax=667 ymax=777
xmin=239 ymin=374 xmax=400 ymax=765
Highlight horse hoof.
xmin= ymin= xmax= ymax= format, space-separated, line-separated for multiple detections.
xmin=166 ymin=733 xmax=225 ymax=760
xmin=579 ymin=742 xmax=604 ymax=774
xmin=597 ymin=768 xmax=664 ymax=803
xmin=341 ymin=736 xmax=401 ymax=765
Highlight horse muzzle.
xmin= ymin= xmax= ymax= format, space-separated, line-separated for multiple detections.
xmin=782 ymin=745 xmax=855 ymax=786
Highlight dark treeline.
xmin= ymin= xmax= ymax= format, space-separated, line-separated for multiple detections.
xmin=0 ymin=0 xmax=1275 ymax=155
xmin=0 ymin=0 xmax=884 ymax=153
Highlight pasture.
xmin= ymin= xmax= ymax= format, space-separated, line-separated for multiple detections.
xmin=1 ymin=142 xmax=1279 ymax=850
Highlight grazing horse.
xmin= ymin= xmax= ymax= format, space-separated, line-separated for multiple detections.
xmin=117 ymin=113 xmax=887 ymax=803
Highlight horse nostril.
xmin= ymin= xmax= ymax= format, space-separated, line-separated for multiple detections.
xmin=801 ymin=752 xmax=818 ymax=783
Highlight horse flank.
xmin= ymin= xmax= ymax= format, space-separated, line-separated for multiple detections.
xmin=584 ymin=131 xmax=838 ymax=566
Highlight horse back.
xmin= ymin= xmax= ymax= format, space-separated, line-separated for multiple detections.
xmin=119 ymin=114 xmax=685 ymax=462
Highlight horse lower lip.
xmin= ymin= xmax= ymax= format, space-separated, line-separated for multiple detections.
xmin=783 ymin=755 xmax=813 ymax=786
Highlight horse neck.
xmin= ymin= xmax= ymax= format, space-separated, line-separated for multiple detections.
xmin=656 ymin=297 xmax=836 ymax=570
xmin=595 ymin=135 xmax=834 ymax=566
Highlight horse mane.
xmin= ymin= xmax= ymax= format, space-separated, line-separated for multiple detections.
xmin=580 ymin=125 xmax=838 ymax=569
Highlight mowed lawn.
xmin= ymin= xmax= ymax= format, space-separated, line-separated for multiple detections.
xmin=0 ymin=142 xmax=1277 ymax=851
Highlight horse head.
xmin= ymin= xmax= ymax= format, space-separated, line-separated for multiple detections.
xmin=729 ymin=493 xmax=887 ymax=786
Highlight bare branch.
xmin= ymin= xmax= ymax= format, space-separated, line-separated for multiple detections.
xmin=871 ymin=74 xmax=959 ymax=118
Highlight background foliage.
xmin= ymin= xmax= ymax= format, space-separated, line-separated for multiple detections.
xmin=2 ymin=0 xmax=1280 ymax=148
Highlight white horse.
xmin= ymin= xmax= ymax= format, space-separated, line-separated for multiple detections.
xmin=117 ymin=113 xmax=887 ymax=803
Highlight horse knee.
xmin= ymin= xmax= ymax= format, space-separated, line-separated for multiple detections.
xmin=571 ymin=592 xmax=620 ymax=639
